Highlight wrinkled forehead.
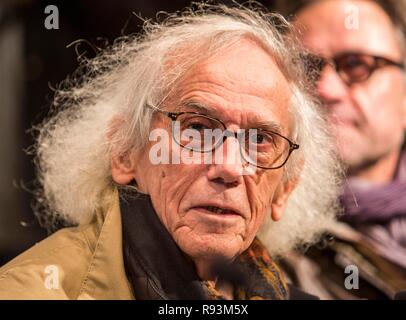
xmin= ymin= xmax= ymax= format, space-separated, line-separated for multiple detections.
xmin=165 ymin=38 xmax=294 ymax=134
xmin=294 ymin=0 xmax=404 ymax=60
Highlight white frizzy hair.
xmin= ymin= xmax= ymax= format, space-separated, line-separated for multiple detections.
xmin=34 ymin=3 xmax=342 ymax=256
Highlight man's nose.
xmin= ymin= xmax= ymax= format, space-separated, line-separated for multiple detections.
xmin=206 ymin=134 xmax=244 ymax=186
xmin=317 ymin=65 xmax=349 ymax=106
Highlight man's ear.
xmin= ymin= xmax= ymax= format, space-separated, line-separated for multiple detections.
xmin=111 ymin=151 xmax=138 ymax=185
xmin=108 ymin=115 xmax=138 ymax=185
xmin=270 ymin=176 xmax=299 ymax=222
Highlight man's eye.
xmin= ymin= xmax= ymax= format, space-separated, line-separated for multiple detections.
xmin=186 ymin=122 xmax=210 ymax=131
xmin=341 ymin=55 xmax=372 ymax=71
xmin=346 ymin=58 xmax=364 ymax=67
xmin=249 ymin=132 xmax=273 ymax=145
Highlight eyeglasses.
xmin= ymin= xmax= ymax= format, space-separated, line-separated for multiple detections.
xmin=147 ymin=105 xmax=299 ymax=170
xmin=304 ymin=52 xmax=405 ymax=86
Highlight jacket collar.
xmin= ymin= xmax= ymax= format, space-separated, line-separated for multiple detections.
xmin=77 ymin=188 xmax=134 ymax=299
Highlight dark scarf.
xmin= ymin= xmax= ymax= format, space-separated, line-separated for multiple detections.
xmin=339 ymin=150 xmax=406 ymax=268
xmin=119 ymin=190 xmax=289 ymax=300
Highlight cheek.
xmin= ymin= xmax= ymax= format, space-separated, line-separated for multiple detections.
xmin=244 ymin=171 xmax=280 ymax=228
xmin=149 ymin=163 xmax=205 ymax=229
xmin=360 ymin=74 xmax=406 ymax=127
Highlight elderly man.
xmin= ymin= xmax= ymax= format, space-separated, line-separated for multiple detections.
xmin=276 ymin=0 xmax=406 ymax=299
xmin=0 ymin=4 xmax=340 ymax=299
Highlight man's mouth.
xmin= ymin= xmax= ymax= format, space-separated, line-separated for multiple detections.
xmin=192 ymin=205 xmax=242 ymax=217
xmin=328 ymin=114 xmax=361 ymax=128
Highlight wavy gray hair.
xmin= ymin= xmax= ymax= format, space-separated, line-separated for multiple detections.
xmin=33 ymin=3 xmax=342 ymax=256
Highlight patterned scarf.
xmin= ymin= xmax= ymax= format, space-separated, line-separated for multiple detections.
xmin=203 ymin=238 xmax=289 ymax=300
xmin=119 ymin=189 xmax=289 ymax=300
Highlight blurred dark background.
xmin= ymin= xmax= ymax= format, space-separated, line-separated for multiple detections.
xmin=0 ymin=0 xmax=276 ymax=265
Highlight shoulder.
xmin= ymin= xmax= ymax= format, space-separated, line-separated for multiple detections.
xmin=0 ymin=224 xmax=94 ymax=299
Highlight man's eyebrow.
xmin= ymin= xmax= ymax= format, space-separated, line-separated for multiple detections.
xmin=179 ymin=100 xmax=285 ymax=134
xmin=179 ymin=101 xmax=218 ymax=115
xmin=253 ymin=119 xmax=284 ymax=135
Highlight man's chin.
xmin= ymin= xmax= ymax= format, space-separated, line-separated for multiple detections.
xmin=177 ymin=232 xmax=244 ymax=262
xmin=336 ymin=140 xmax=368 ymax=167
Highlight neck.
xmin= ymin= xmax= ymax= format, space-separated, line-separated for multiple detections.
xmin=349 ymin=148 xmax=401 ymax=184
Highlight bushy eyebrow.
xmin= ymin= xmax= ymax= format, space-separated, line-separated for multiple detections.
xmin=253 ymin=120 xmax=284 ymax=135
xmin=179 ymin=100 xmax=285 ymax=135
xmin=180 ymin=101 xmax=218 ymax=115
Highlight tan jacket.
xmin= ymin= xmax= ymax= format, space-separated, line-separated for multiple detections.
xmin=0 ymin=189 xmax=134 ymax=299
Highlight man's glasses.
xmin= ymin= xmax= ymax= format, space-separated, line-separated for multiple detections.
xmin=304 ymin=52 xmax=405 ymax=86
xmin=147 ymin=105 xmax=299 ymax=169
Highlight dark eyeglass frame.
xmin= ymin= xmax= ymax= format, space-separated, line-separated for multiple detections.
xmin=305 ymin=52 xmax=405 ymax=86
xmin=147 ymin=105 xmax=299 ymax=170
